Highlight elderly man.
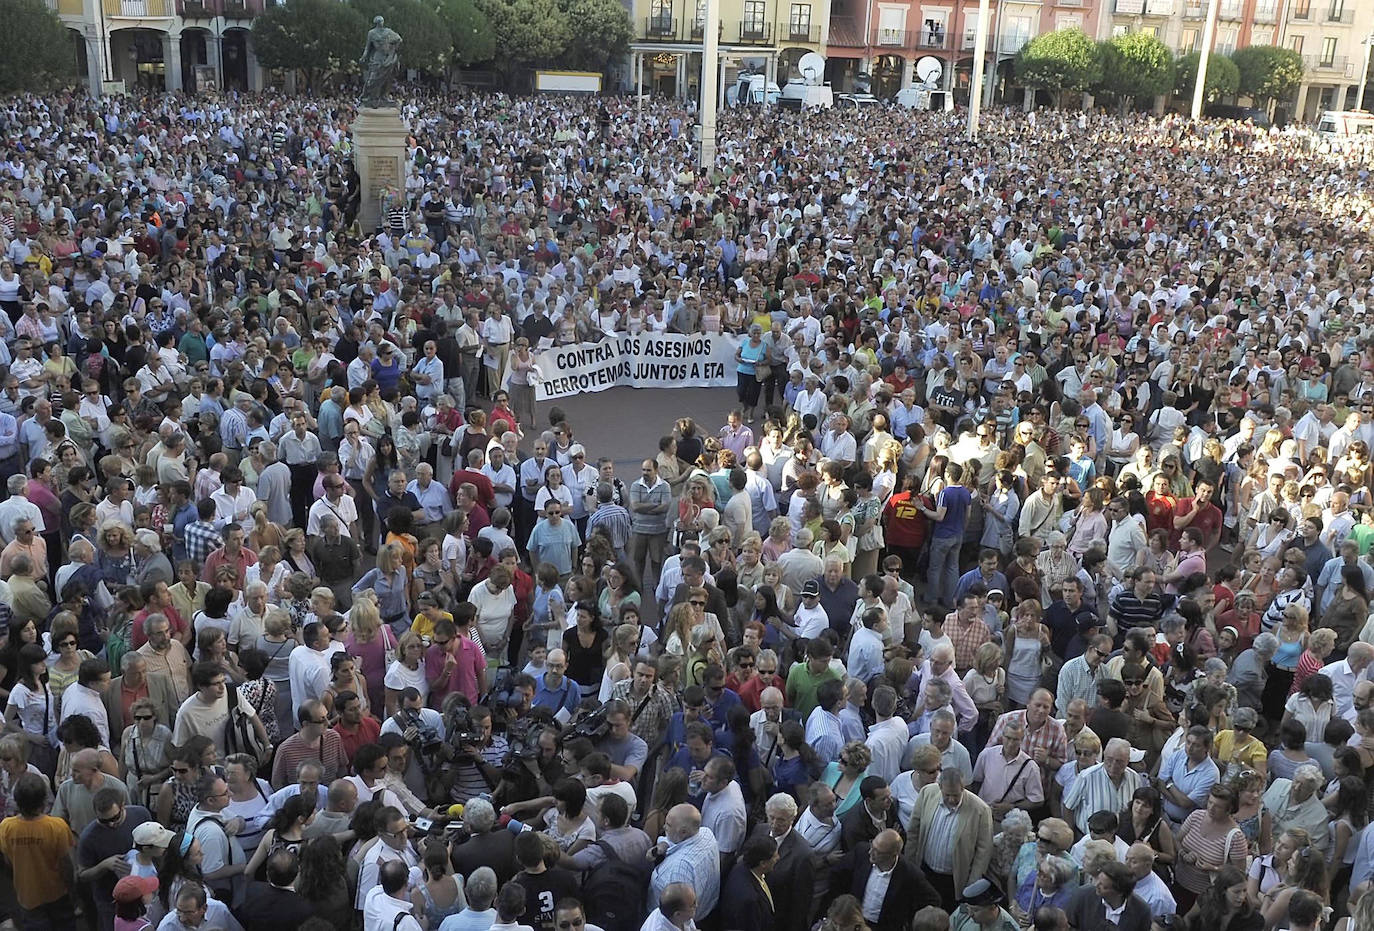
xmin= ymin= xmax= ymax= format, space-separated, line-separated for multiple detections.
xmin=852 ymin=828 xmax=939 ymax=931
xmin=902 ymin=768 xmax=993 ymax=913
xmin=1323 ymin=641 xmax=1374 ymax=721
xmin=136 ymin=613 xmax=192 ymax=706
xmin=1264 ymin=764 xmax=1330 ymax=856
xmin=905 ymin=709 xmax=974 ymax=782
xmin=104 ymin=652 xmax=178 ymax=740
xmin=970 ymin=718 xmax=1044 ymax=822
xmin=0 ymin=474 xmax=42 ymax=543
xmin=54 ymin=748 xmax=129 ymax=836
xmin=912 ymin=643 xmax=978 ymax=734
xmin=648 ymin=803 xmax=721 ymax=918
xmin=1124 ymin=842 xmax=1176 ymax=919
xmin=406 ymin=463 xmax=450 ymax=534
xmin=6 ymin=553 xmax=50 ymax=626
xmin=1056 ymin=634 xmax=1110 ymax=716
xmin=643 ymin=883 xmax=698 ymax=931
xmin=0 ymin=517 xmax=46 ymax=580
xmin=1061 ymin=737 xmax=1140 ymax=833
xmin=986 ymin=689 xmax=1067 ymax=804
xmin=746 ymin=793 xmax=814 ymax=931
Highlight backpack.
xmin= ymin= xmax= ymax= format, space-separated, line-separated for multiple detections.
xmin=582 ymin=840 xmax=649 ymax=931
xmin=223 ymin=683 xmax=270 ymax=766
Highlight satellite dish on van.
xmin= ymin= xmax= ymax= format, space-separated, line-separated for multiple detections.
xmin=916 ymin=56 xmax=942 ymax=86
xmin=798 ymin=52 xmax=827 ymax=85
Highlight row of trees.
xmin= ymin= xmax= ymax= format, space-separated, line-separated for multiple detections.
xmin=1014 ymin=28 xmax=1305 ymax=112
xmin=249 ymin=0 xmax=631 ymax=88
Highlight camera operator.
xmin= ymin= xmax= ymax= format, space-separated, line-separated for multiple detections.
xmin=491 ymin=726 xmax=566 ymax=809
xmin=380 ymin=687 xmax=447 ymax=802
xmin=448 ymin=705 xmax=508 ymax=805
xmin=594 ymin=699 xmax=649 ymax=783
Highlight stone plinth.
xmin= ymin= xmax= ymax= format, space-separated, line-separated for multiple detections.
xmin=352 ymin=106 xmax=408 ymax=233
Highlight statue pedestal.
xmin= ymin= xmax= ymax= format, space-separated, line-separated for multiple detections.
xmin=352 ymin=106 xmax=408 ymax=234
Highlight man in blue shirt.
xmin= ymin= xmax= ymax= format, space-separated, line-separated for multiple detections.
xmin=921 ymin=461 xmax=971 ymax=608
xmin=531 ymin=649 xmax=580 ymax=723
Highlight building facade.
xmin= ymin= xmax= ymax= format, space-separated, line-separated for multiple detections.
xmin=51 ymin=0 xmax=265 ymax=94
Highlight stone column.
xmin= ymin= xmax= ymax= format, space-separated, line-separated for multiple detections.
xmin=85 ymin=29 xmax=105 ymax=93
xmin=206 ymin=29 xmax=222 ymax=88
xmin=352 ymin=106 xmax=409 ymax=233
xmin=163 ymin=33 xmax=183 ymax=91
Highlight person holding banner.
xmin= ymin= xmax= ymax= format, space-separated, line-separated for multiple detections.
xmin=736 ymin=325 xmax=767 ymax=425
xmin=507 ymin=338 xmax=538 ymax=430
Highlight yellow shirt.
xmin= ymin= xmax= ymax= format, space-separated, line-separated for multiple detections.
xmin=1214 ymin=729 xmax=1266 ymax=773
xmin=410 ymin=611 xmax=454 ymax=641
xmin=0 ymin=814 xmax=73 ymax=908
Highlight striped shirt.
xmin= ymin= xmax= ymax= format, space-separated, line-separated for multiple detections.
xmin=587 ymin=503 xmax=632 ymax=557
xmin=649 ymin=825 xmax=721 ymax=916
xmin=922 ymin=800 xmax=961 ymax=873
xmin=1061 ymin=762 xmax=1140 ymax=832
xmin=1109 ymin=590 xmax=1165 ymax=632
xmin=805 ymin=706 xmax=844 ymax=765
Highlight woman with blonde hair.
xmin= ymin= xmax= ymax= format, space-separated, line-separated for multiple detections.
xmin=599 ymin=623 xmax=641 ymax=702
xmin=663 ymin=602 xmax=696 ymax=657
xmin=761 ymin=516 xmax=792 ymax=563
xmin=344 ymin=593 xmax=392 ymax=714
xmin=97 ymin=519 xmax=137 ymax=588
xmin=820 ymin=740 xmax=873 ymax=817
xmin=352 ymin=542 xmax=411 ymax=635
xmin=685 ymin=622 xmax=723 ymax=689
xmin=254 ymin=607 xmax=297 ymax=732
xmin=247 ymin=501 xmax=286 ymax=554
xmin=383 ymin=631 xmax=429 ymax=714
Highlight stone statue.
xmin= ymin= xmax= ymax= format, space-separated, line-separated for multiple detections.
xmin=358 ymin=15 xmax=402 ymax=109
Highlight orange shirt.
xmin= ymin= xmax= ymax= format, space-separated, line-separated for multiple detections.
xmin=0 ymin=814 xmax=73 ymax=908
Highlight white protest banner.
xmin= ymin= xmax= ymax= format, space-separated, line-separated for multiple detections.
xmin=531 ymin=333 xmax=740 ymax=401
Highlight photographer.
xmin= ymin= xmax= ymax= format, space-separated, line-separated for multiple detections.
xmin=380 ymin=687 xmax=447 ymax=802
xmin=594 ymin=699 xmax=649 ymax=783
xmin=375 ymin=733 xmax=438 ymax=819
xmin=492 ymin=726 xmax=566 ymax=809
xmin=447 ymin=705 xmax=508 ymax=805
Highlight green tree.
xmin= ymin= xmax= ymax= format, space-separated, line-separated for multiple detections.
xmin=1174 ymin=51 xmax=1240 ymax=103
xmin=349 ymin=0 xmax=452 ymax=74
xmin=0 ymin=0 xmax=76 ymax=92
xmin=1230 ymin=45 xmax=1303 ymax=103
xmin=1014 ymin=28 xmax=1103 ymax=107
xmin=474 ymin=0 xmax=571 ymax=70
xmin=1097 ymin=32 xmax=1174 ymax=111
xmin=437 ymin=0 xmax=495 ymax=67
xmin=557 ymin=0 xmax=631 ymax=72
xmin=252 ymin=0 xmax=366 ymax=90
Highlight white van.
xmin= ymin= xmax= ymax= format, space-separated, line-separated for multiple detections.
xmin=894 ymin=86 xmax=954 ymax=111
xmin=778 ymin=79 xmax=833 ymax=110
xmin=726 ymin=74 xmax=780 ymax=106
xmin=1317 ymin=110 xmax=1374 ymax=138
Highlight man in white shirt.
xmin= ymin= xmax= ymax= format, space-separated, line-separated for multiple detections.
xmin=363 ymin=860 xmax=423 ymax=931
xmin=186 ymin=772 xmax=248 ymax=902
xmin=306 ymin=477 xmax=360 ymax=538
xmin=155 ymin=882 xmax=245 ymax=931
xmin=820 ymin=415 xmax=857 ymax=468
xmin=1124 ymin=842 xmax=1176 ymax=919
xmin=355 ymin=801 xmax=418 ymax=909
xmin=1324 ymin=642 xmax=1374 ymax=722
xmin=59 ymin=658 xmax=111 ymax=747
xmin=847 ymin=607 xmax=887 ymax=685
xmin=287 ymin=622 xmax=333 ymax=707
xmin=863 ymin=686 xmax=908 ymax=783
xmin=698 ymin=757 xmax=746 ymax=856
xmin=209 ymin=468 xmax=256 ymax=531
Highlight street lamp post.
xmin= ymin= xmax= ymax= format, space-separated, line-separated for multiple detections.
xmin=698 ymin=0 xmax=719 ymax=169
xmin=1190 ymin=0 xmax=1221 ymax=119
xmin=966 ymin=0 xmax=991 ymax=139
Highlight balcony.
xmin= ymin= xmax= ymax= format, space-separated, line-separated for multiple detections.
xmin=826 ymin=17 xmax=867 ymax=46
xmin=690 ymin=20 xmax=722 ymax=38
xmin=645 ymin=15 xmax=678 ymax=38
xmin=917 ymin=27 xmax=948 ymax=48
xmin=1253 ymin=4 xmax=1278 ymax=21
xmin=1304 ymin=54 xmax=1352 ymax=76
xmin=1218 ymin=2 xmax=1243 ymax=18
xmin=221 ymin=0 xmax=252 ymax=16
xmin=876 ymin=27 xmax=910 ymax=46
xmin=736 ymin=20 xmax=772 ymax=43
xmin=962 ymin=31 xmax=977 ymax=50
xmin=1183 ymin=3 xmax=1204 ymax=16
xmin=787 ymin=23 xmax=820 ymax=42
xmin=1143 ymin=0 xmax=1174 ymax=14
xmin=1291 ymin=5 xmax=1311 ymax=18
xmin=996 ymin=31 xmax=1031 ymax=52
xmin=1327 ymin=7 xmax=1355 ymax=23
xmin=46 ymin=0 xmax=82 ymax=13
xmin=179 ymin=0 xmax=211 ymax=14
xmin=103 ymin=0 xmax=174 ymax=16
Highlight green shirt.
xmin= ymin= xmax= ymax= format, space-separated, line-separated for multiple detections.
xmin=785 ymin=662 xmax=841 ymax=719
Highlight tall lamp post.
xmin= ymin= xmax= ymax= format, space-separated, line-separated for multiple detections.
xmin=1190 ymin=0 xmax=1221 ymax=119
xmin=966 ymin=0 xmax=991 ymax=139
xmin=698 ymin=0 xmax=719 ymax=169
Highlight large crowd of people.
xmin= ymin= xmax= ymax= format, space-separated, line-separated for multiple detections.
xmin=0 ymin=86 xmax=1371 ymax=931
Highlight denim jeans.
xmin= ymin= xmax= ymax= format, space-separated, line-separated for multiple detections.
xmin=926 ymin=534 xmax=961 ymax=608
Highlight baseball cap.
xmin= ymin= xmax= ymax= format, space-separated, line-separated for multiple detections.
xmin=132 ymin=822 xmax=176 ymax=848
xmin=801 ymin=580 xmax=821 ymax=597
xmin=113 ymin=875 xmax=159 ymax=904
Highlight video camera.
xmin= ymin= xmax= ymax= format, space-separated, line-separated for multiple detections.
xmin=400 ymin=707 xmax=445 ymax=757
xmin=564 ymin=705 xmax=612 ymax=743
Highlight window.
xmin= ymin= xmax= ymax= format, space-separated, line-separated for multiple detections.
xmin=1292 ymin=0 xmax=1310 ymax=18
xmin=650 ymin=0 xmax=672 ymax=33
xmin=1180 ymin=27 xmax=1199 ymax=52
xmin=920 ymin=12 xmax=947 ymax=47
xmin=1320 ymin=36 xmax=1337 ymax=65
xmin=877 ymin=6 xmax=906 ymax=45
xmin=1003 ymin=14 xmax=1032 ymax=50
xmin=962 ymin=10 xmax=978 ymax=50
xmin=1055 ymin=12 xmax=1083 ymax=29
xmin=1111 ymin=23 xmax=1129 ymax=36
xmin=1289 ymin=35 xmax=1303 ymax=55
xmin=742 ymin=0 xmax=766 ymax=34
xmin=1328 ymin=0 xmax=1345 ymax=19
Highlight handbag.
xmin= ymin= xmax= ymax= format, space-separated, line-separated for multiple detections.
xmin=755 ymin=362 xmax=773 ymax=384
